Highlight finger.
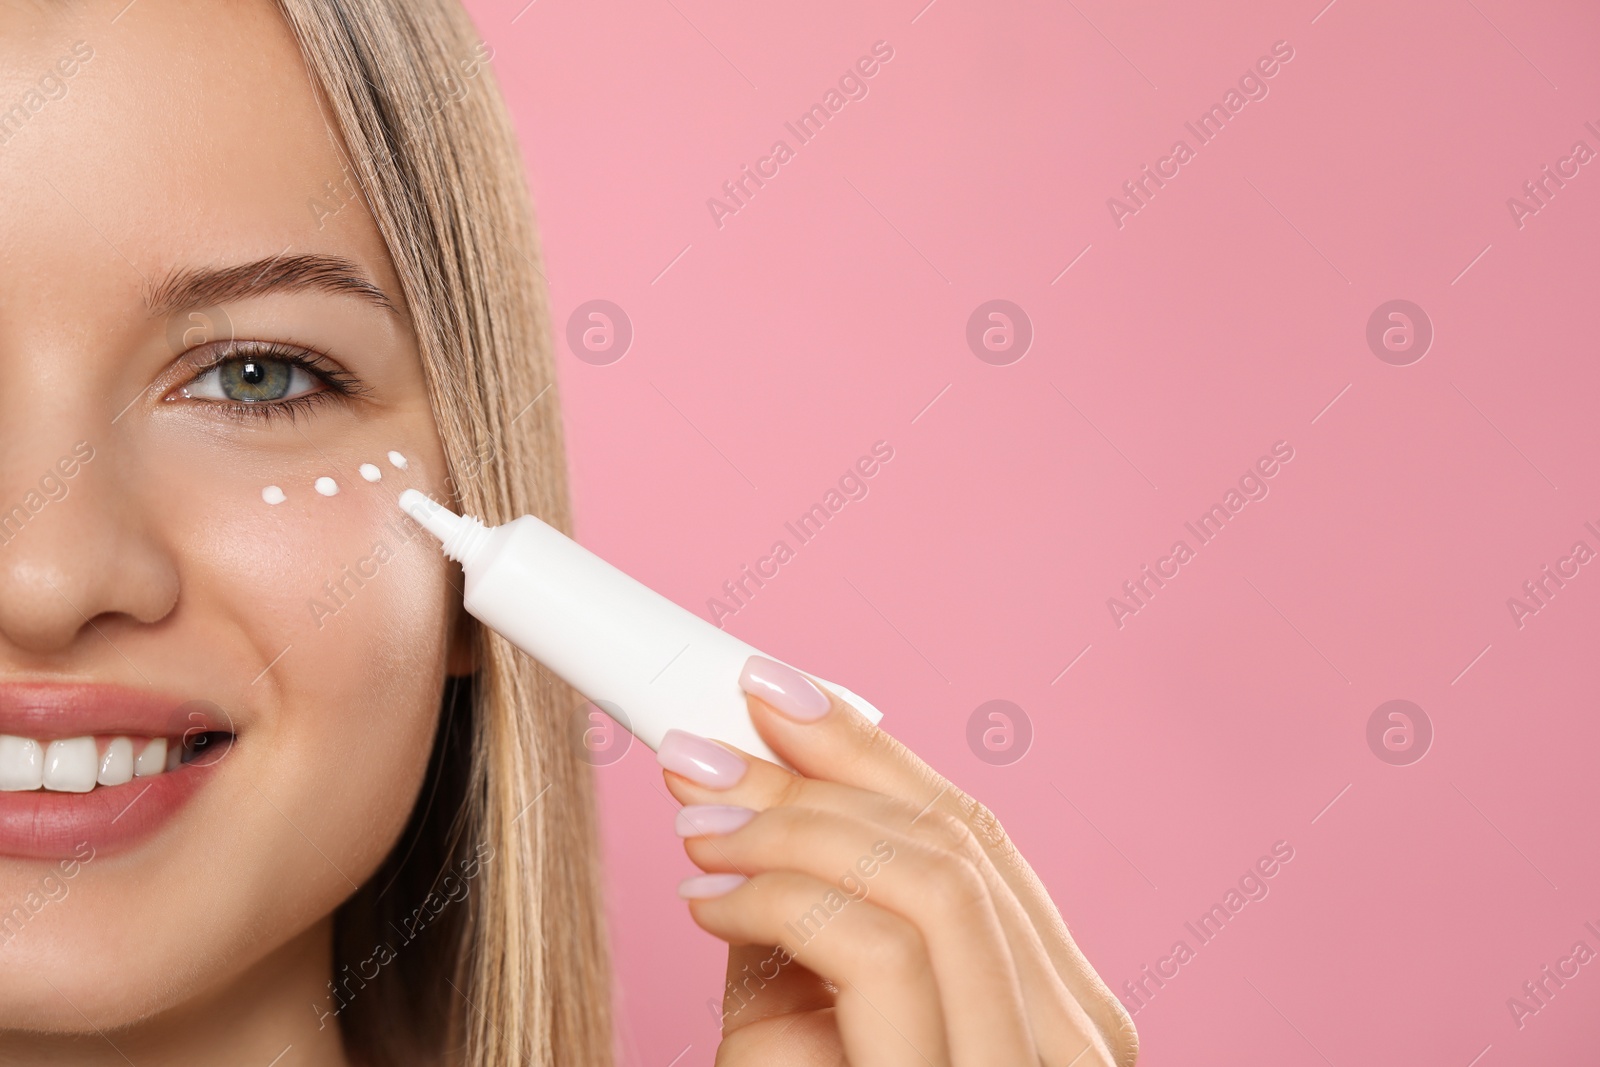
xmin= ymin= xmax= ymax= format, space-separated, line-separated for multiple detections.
xmin=734 ymin=656 xmax=1138 ymax=1066
xmin=663 ymin=736 xmax=1106 ymax=1066
xmin=718 ymin=942 xmax=835 ymax=1037
xmin=714 ymin=1010 xmax=845 ymax=1067
xmin=681 ymin=870 xmax=951 ymax=1067
xmin=686 ymin=804 xmax=1101 ymax=1067
xmin=685 ymin=800 xmax=1113 ymax=1067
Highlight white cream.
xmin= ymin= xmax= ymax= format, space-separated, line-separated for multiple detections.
xmin=262 ymin=485 xmax=286 ymax=505
xmin=387 ymin=450 xmax=408 ymax=470
xmin=314 ymin=476 xmax=339 ymax=497
xmin=359 ymin=463 xmax=382 ymax=482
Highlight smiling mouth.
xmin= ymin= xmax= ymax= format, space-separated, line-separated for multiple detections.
xmin=0 ymin=731 xmax=234 ymax=793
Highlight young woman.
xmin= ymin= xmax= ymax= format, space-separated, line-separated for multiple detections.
xmin=0 ymin=1 xmax=1136 ymax=1064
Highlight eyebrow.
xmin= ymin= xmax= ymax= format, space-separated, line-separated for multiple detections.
xmin=144 ymin=252 xmax=400 ymax=318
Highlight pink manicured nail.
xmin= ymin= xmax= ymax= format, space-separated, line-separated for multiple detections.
xmin=675 ymin=805 xmax=756 ymax=837
xmin=678 ymin=873 xmax=748 ymax=899
xmin=658 ymin=729 xmax=748 ymax=788
xmin=740 ymin=655 xmax=831 ymax=721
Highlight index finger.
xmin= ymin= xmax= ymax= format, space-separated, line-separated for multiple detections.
xmin=738 ymin=655 xmax=1139 ymax=1067
xmin=739 ymin=656 xmax=974 ymax=826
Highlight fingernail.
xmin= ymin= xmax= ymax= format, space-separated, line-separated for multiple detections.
xmin=678 ymin=873 xmax=748 ymax=899
xmin=740 ymin=655 xmax=831 ymax=721
xmin=658 ymin=729 xmax=748 ymax=788
xmin=675 ymin=805 xmax=756 ymax=837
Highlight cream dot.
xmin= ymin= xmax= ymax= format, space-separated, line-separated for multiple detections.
xmin=262 ymin=486 xmax=286 ymax=505
xmin=359 ymin=463 xmax=382 ymax=482
xmin=387 ymin=450 xmax=409 ymax=470
xmin=314 ymin=477 xmax=339 ymax=497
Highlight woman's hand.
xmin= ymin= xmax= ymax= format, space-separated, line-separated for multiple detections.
xmin=658 ymin=656 xmax=1138 ymax=1067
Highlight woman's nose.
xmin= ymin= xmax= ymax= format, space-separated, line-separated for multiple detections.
xmin=0 ymin=431 xmax=179 ymax=657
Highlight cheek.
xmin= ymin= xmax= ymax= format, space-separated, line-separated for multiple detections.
xmin=160 ymin=443 xmax=457 ymax=814
xmin=20 ymin=439 xmax=474 ymax=1019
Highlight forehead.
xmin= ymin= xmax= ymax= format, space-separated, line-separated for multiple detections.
xmin=0 ymin=0 xmax=387 ymax=315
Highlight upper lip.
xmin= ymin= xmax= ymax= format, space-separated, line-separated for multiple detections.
xmin=0 ymin=681 xmax=233 ymax=739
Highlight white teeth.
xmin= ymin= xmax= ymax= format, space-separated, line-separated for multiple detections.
xmin=134 ymin=738 xmax=167 ymax=778
xmin=43 ymin=737 xmax=99 ymax=793
xmin=98 ymin=737 xmax=135 ymax=787
xmin=0 ymin=735 xmax=44 ymax=791
xmin=0 ymin=735 xmax=188 ymax=791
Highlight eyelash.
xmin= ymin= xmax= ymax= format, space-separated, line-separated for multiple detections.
xmin=180 ymin=342 xmax=370 ymax=424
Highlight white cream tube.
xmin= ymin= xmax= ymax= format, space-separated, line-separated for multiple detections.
xmin=398 ymin=490 xmax=882 ymax=765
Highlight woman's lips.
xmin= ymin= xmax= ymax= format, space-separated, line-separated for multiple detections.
xmin=0 ymin=757 xmax=223 ymax=860
xmin=0 ymin=681 xmax=233 ymax=737
xmin=0 ymin=682 xmax=236 ymax=859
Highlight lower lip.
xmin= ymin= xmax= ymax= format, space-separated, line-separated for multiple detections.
xmin=0 ymin=759 xmax=219 ymax=860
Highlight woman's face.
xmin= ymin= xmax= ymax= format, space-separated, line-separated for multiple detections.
xmin=0 ymin=0 xmax=463 ymax=1032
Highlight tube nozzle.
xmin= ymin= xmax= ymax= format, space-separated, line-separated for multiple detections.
xmin=399 ymin=488 xmax=458 ymax=541
xmin=398 ymin=489 xmax=490 ymax=565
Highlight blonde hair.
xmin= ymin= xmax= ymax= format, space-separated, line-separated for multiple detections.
xmin=272 ymin=2 xmax=612 ymax=1064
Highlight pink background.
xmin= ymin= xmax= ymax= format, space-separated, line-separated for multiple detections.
xmin=468 ymin=0 xmax=1600 ymax=1063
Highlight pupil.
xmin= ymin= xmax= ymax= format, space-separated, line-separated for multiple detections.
xmin=218 ymin=355 xmax=292 ymax=401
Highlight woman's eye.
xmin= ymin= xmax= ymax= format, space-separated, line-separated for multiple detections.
xmin=183 ymin=357 xmax=323 ymax=404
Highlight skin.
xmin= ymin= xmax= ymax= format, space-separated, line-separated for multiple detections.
xmin=0 ymin=1 xmax=467 ymax=1063
xmin=1 ymin=2 xmax=1136 ymax=1065
xmin=670 ymin=686 xmax=1138 ymax=1066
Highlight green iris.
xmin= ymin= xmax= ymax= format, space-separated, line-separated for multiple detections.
xmin=218 ymin=358 xmax=293 ymax=402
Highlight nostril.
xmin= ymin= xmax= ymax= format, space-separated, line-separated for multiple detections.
xmin=0 ymin=553 xmax=177 ymax=656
